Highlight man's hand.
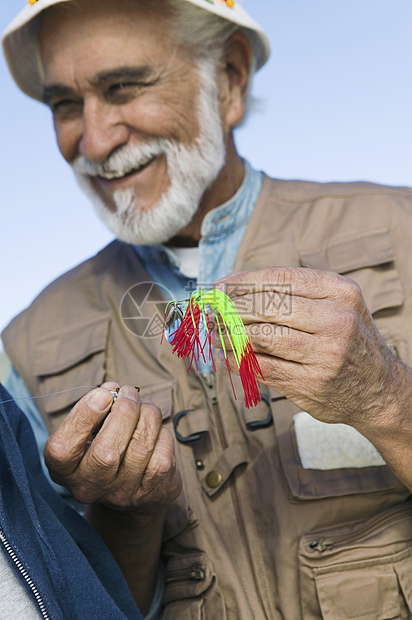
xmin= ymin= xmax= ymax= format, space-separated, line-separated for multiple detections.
xmin=45 ymin=383 xmax=181 ymax=611
xmin=215 ymin=267 xmax=412 ymax=434
xmin=45 ymin=383 xmax=182 ymax=512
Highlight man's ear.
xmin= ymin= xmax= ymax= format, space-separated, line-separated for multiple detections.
xmin=220 ymin=30 xmax=252 ymax=129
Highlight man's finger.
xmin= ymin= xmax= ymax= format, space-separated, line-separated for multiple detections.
xmin=45 ymin=387 xmax=114 ymax=476
xmin=220 ymin=348 xmax=313 ymax=399
xmin=119 ymin=401 xmax=163 ymax=476
xmin=216 ymin=266 xmax=362 ymax=305
xmin=81 ymin=386 xmax=142 ymax=481
xmin=245 ymin=323 xmax=324 ymax=364
xmin=214 ymin=292 xmax=328 ymax=332
xmin=135 ymin=426 xmax=182 ymax=507
xmin=105 ymin=417 xmax=177 ymax=510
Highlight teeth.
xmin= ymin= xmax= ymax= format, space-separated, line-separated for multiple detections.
xmin=98 ymin=156 xmax=155 ymax=180
xmin=101 ymin=170 xmax=132 ymax=180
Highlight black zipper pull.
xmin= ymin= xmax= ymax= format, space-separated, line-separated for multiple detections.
xmin=189 ymin=562 xmax=206 ymax=581
xmin=166 ymin=562 xmax=206 ymax=584
xmin=309 ymin=538 xmax=334 ymax=552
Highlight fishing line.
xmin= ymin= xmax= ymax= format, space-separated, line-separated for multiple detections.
xmin=0 ymin=386 xmax=98 ymax=406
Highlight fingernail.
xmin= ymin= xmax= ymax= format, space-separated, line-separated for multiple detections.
xmin=89 ymin=389 xmax=113 ymax=412
xmin=120 ymin=385 xmax=140 ymax=402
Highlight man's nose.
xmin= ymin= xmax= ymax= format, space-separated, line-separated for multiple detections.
xmin=79 ymin=100 xmax=129 ymax=163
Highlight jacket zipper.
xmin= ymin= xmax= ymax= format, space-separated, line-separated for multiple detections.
xmin=200 ymin=372 xmax=268 ymax=618
xmin=0 ymin=527 xmax=51 ymax=620
xmin=308 ymin=502 xmax=412 ymax=553
xmin=165 ymin=561 xmax=206 ymax=584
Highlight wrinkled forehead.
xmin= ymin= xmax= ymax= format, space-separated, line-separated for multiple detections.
xmin=39 ymin=0 xmax=176 ymax=68
xmin=41 ymin=0 xmax=174 ymax=55
xmin=2 ymin=0 xmax=270 ymax=102
xmin=5 ymin=0 xmax=178 ymax=102
xmin=40 ymin=0 xmax=184 ymax=103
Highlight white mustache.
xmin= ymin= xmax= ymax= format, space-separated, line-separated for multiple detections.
xmin=72 ymin=140 xmax=168 ymax=179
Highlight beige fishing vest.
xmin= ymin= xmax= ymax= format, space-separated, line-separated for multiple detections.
xmin=3 ymin=175 xmax=412 ymax=619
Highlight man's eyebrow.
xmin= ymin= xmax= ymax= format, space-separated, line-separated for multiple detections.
xmin=42 ymin=84 xmax=73 ymax=105
xmin=91 ymin=66 xmax=157 ymax=86
xmin=42 ymin=67 xmax=158 ymax=103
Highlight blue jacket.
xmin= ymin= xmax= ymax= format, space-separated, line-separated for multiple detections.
xmin=0 ymin=383 xmax=142 ymax=619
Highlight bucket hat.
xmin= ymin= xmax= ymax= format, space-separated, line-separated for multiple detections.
xmin=2 ymin=0 xmax=270 ymax=102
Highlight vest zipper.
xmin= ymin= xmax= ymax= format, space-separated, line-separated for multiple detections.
xmin=0 ymin=527 xmax=51 ymax=620
xmin=202 ymin=371 xmax=219 ymax=407
xmin=309 ymin=539 xmax=335 ymax=553
xmin=308 ymin=502 xmax=412 ymax=554
xmin=200 ymin=372 xmax=268 ymax=618
xmin=165 ymin=561 xmax=206 ymax=585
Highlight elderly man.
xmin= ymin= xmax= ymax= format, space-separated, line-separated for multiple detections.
xmin=3 ymin=0 xmax=412 ymax=618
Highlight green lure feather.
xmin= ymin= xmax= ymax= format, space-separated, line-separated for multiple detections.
xmin=163 ymin=289 xmax=264 ymax=408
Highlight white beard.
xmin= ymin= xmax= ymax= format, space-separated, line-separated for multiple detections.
xmin=72 ymin=59 xmax=226 ymax=245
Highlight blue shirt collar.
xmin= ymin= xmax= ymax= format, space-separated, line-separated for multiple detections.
xmin=134 ymin=160 xmax=261 ymax=268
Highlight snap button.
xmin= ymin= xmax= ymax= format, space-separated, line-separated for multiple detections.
xmin=206 ymin=471 xmax=222 ymax=488
xmin=196 ymin=459 xmax=205 ymax=471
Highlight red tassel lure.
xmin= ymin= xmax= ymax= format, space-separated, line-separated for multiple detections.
xmin=162 ymin=289 xmax=264 ymax=408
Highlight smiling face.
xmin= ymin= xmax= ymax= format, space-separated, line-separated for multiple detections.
xmin=38 ymin=0 xmax=242 ymax=244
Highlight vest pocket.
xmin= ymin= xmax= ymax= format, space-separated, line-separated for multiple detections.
xmin=33 ymin=315 xmax=110 ymax=429
xmin=272 ymin=396 xmax=405 ymax=500
xmin=139 ymin=381 xmax=174 ymax=421
xmin=162 ymin=552 xmax=226 ymax=619
xmin=299 ymin=228 xmax=403 ymax=316
xmin=298 ymin=502 xmax=412 ymax=619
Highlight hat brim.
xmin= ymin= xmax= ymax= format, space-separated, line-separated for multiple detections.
xmin=2 ymin=0 xmax=270 ymax=102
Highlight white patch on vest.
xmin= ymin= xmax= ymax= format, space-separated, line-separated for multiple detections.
xmin=293 ymin=411 xmax=386 ymax=469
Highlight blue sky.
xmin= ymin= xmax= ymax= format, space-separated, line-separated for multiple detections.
xmin=1 ymin=0 xmax=411 ymax=348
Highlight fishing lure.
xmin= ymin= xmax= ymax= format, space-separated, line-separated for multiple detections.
xmin=163 ymin=289 xmax=264 ymax=408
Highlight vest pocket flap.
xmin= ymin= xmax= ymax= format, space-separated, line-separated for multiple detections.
xmin=34 ymin=315 xmax=110 ymax=375
xmin=298 ymin=503 xmax=412 ymax=619
xmin=32 ymin=315 xmax=110 ymax=421
xmin=315 ymin=565 xmax=400 ymax=619
xmin=394 ymin=553 xmax=412 ymax=613
xmin=39 ymin=354 xmax=107 ymax=420
xmin=273 ymin=398 xmax=404 ymax=499
xmin=299 ymin=229 xmax=395 ymax=273
xmin=300 ymin=230 xmax=403 ymax=315
xmin=201 ymin=444 xmax=249 ymax=497
xmin=139 ymin=381 xmax=174 ymax=420
xmin=164 ymin=552 xmax=215 ymax=604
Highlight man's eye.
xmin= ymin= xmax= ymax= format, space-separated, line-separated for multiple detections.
xmin=107 ymin=78 xmax=158 ymax=101
xmin=50 ymin=99 xmax=79 ymax=114
xmin=111 ymin=82 xmax=134 ymax=93
xmin=106 ymin=82 xmax=141 ymax=103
